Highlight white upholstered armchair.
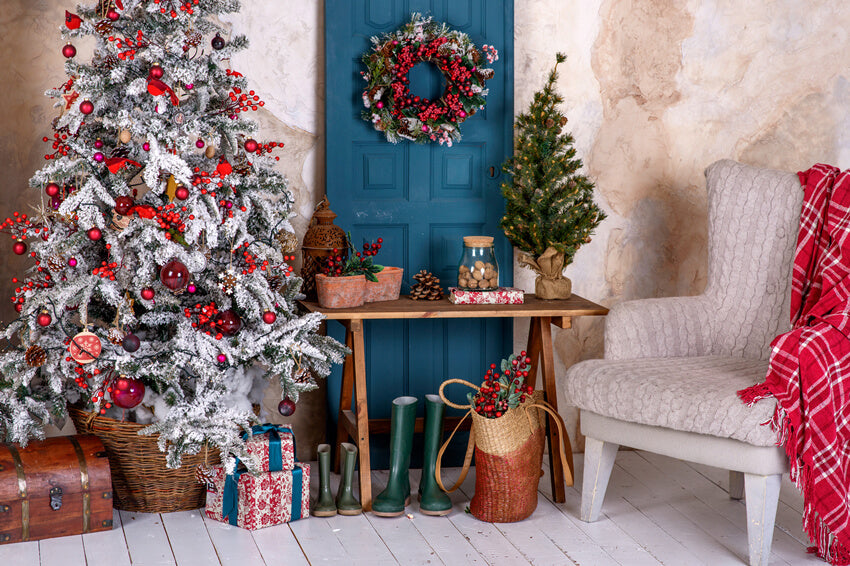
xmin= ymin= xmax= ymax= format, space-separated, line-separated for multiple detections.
xmin=564 ymin=160 xmax=803 ymax=566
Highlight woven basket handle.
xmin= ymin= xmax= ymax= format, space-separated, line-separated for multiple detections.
xmin=527 ymin=401 xmax=574 ymax=486
xmin=438 ymin=378 xmax=479 ymax=410
xmin=434 ymin=409 xmax=474 ymax=494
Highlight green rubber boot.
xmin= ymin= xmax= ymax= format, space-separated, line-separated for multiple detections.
xmin=312 ymin=444 xmax=337 ymax=517
xmin=336 ymin=442 xmax=362 ymax=515
xmin=418 ymin=394 xmax=452 ymax=516
xmin=372 ymin=396 xmax=417 ymax=517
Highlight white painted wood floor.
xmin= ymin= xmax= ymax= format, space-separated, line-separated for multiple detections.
xmin=0 ymin=451 xmax=821 ymax=565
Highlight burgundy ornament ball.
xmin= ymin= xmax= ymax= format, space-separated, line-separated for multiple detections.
xmin=160 ymin=259 xmax=190 ymax=291
xmin=62 ymin=43 xmax=77 ymax=58
xmin=94 ymin=139 xmax=104 ymax=149
xmin=211 ymin=34 xmax=226 ymax=50
xmin=114 ymin=196 xmax=134 ymax=216
xmin=87 ymin=227 xmax=102 ymax=240
xmin=111 ymin=376 xmax=145 ymax=409
xmin=262 ymin=310 xmax=277 ymax=324
xmin=80 ymin=100 xmax=94 ymax=115
xmin=37 ymin=311 xmax=52 ymax=327
xmin=122 ymin=333 xmax=141 ymax=353
xmin=215 ymin=310 xmax=242 ymax=336
xmin=50 ymin=195 xmax=62 ymax=210
xmin=244 ymin=138 xmax=258 ymax=153
xmin=12 ymin=240 xmax=27 ymax=255
xmin=195 ymin=139 xmax=205 ymax=148
xmin=93 ymin=152 xmax=105 ymax=163
xmin=106 ymin=8 xmax=120 ymax=21
xmin=45 ymin=182 xmax=60 ymax=197
xmin=149 ymin=65 xmax=164 ymax=80
xmin=140 ymin=287 xmax=155 ymax=301
xmin=175 ymin=185 xmax=190 ymax=200
xmin=278 ymin=398 xmax=296 ymax=417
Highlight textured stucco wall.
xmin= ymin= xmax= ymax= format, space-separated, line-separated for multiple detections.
xmin=4 ymin=1 xmax=850 ymax=450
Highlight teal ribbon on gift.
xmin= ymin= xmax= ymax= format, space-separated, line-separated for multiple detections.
xmin=242 ymin=424 xmax=295 ymax=473
xmin=222 ymin=424 xmax=300 ymax=526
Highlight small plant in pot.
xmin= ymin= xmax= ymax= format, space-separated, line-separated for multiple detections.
xmin=315 ymin=234 xmax=384 ymax=308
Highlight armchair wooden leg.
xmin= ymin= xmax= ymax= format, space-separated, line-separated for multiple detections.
xmin=581 ymin=437 xmax=618 ymax=522
xmin=744 ymin=473 xmax=781 ymax=566
xmin=729 ymin=470 xmax=745 ymax=500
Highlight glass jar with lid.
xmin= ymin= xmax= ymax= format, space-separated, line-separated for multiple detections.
xmin=457 ymin=236 xmax=499 ymax=291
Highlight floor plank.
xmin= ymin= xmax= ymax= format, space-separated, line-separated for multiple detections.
xmin=0 ymin=540 xmax=39 ymax=566
xmin=119 ymin=510 xmax=176 ymax=565
xmin=38 ymin=534 xmax=87 ymax=566
xmin=202 ymin=515 xmax=266 ymax=566
xmin=160 ymin=510 xmax=220 ymax=566
xmin=82 ymin=509 xmax=131 ymax=566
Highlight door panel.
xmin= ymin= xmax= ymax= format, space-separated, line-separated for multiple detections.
xmin=326 ymin=0 xmax=514 ymax=466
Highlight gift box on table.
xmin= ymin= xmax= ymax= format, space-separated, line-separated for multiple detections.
xmin=448 ymin=287 xmax=525 ymax=305
xmin=244 ymin=424 xmax=295 ymax=472
xmin=205 ymin=462 xmax=310 ymax=529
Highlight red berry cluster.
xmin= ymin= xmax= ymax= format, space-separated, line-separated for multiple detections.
xmin=238 ymin=242 xmax=272 ymax=276
xmin=245 ymin=140 xmax=283 ymax=162
xmin=107 ymin=30 xmax=149 ymax=61
xmin=321 ymin=237 xmax=383 ymax=277
xmin=321 ymin=249 xmax=347 ymax=277
xmin=93 ymin=260 xmax=118 ymax=280
xmin=70 ymin=365 xmax=102 ymax=390
xmin=473 ymin=352 xmax=534 ymax=419
xmin=282 ymin=254 xmax=296 ymax=276
xmin=153 ymin=0 xmax=199 ymax=18
xmin=219 ymin=80 xmax=265 ymax=119
xmin=154 ymin=203 xmax=186 ymax=240
xmin=42 ymin=128 xmax=73 ymax=160
xmin=183 ymin=301 xmax=225 ymax=339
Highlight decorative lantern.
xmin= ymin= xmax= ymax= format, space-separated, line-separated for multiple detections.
xmin=301 ymin=197 xmax=348 ymax=300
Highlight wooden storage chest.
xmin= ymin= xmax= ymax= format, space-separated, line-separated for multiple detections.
xmin=0 ymin=435 xmax=113 ymax=543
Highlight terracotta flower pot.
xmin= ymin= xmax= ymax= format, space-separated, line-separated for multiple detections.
xmin=365 ymin=266 xmax=403 ymax=302
xmin=316 ymin=274 xmax=366 ymax=309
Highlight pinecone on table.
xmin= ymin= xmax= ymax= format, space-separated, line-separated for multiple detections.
xmin=410 ymin=270 xmax=443 ymax=300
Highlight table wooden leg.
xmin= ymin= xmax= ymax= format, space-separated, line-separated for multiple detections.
xmin=536 ymin=316 xmax=575 ymax=502
xmin=349 ymin=319 xmax=373 ymax=512
xmin=525 ymin=316 xmax=541 ymax=389
xmin=335 ymin=323 xmax=356 ymax=473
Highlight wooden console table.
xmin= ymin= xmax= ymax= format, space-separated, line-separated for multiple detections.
xmin=299 ymin=294 xmax=608 ymax=511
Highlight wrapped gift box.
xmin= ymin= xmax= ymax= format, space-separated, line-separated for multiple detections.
xmin=448 ymin=287 xmax=525 ymax=305
xmin=205 ymin=463 xmax=310 ymax=530
xmin=244 ymin=424 xmax=295 ymax=472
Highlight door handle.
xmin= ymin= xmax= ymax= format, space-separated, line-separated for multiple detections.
xmin=489 ymin=166 xmax=496 ymax=178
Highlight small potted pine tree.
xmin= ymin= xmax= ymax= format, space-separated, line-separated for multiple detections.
xmin=499 ymin=54 xmax=606 ymax=299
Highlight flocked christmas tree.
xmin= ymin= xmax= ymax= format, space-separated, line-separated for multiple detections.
xmin=500 ymin=53 xmax=605 ymax=299
xmin=0 ymin=0 xmax=346 ymax=470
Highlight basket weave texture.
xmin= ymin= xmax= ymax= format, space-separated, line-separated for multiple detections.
xmin=69 ymin=406 xmax=220 ymax=513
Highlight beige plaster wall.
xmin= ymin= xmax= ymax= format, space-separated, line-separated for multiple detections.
xmin=4 ymin=1 xmax=850 ymax=451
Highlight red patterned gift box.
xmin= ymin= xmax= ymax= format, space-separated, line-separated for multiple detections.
xmin=448 ymin=287 xmax=525 ymax=305
xmin=205 ymin=463 xmax=310 ymax=530
xmin=244 ymin=425 xmax=295 ymax=472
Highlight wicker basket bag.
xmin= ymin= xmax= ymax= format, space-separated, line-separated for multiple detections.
xmin=69 ymin=406 xmax=220 ymax=513
xmin=436 ymin=379 xmax=570 ymax=523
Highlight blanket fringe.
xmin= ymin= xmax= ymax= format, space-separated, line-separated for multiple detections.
xmin=737 ymin=382 xmax=772 ymax=406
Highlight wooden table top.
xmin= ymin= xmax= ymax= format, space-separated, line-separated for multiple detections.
xmin=298 ymin=293 xmax=608 ymax=320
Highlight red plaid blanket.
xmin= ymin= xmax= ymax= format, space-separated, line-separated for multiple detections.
xmin=740 ymin=164 xmax=850 ymax=564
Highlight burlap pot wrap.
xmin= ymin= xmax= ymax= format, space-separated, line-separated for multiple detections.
xmin=518 ymin=247 xmax=572 ymax=300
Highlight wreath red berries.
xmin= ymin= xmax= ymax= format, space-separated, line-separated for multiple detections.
xmin=361 ymin=14 xmax=498 ymax=146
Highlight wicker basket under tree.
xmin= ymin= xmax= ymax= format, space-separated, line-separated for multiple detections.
xmin=69 ymin=407 xmax=220 ymax=513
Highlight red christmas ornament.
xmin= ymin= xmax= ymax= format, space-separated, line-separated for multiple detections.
xmin=278 ymin=398 xmax=296 ymax=417
xmin=140 ymin=287 xmax=155 ymax=301
xmin=111 ymin=376 xmax=145 ymax=409
xmin=217 ymin=353 xmax=227 ymax=363
xmin=211 ymin=34 xmax=226 ymax=50
xmin=149 ymin=65 xmax=164 ymax=80
xmin=122 ymin=333 xmax=141 ymax=352
xmin=12 ymin=240 xmax=27 ymax=255
xmin=215 ymin=310 xmax=242 ymax=336
xmin=114 ymin=196 xmax=134 ymax=216
xmin=87 ymin=227 xmax=102 ymax=240
xmin=106 ymin=9 xmax=120 ymax=21
xmin=37 ymin=311 xmax=52 ymax=327
xmin=45 ymin=183 xmax=60 ymax=197
xmin=79 ymin=100 xmax=94 ymax=115
xmin=244 ymin=139 xmax=258 ymax=153
xmin=262 ymin=310 xmax=277 ymax=324
xmin=68 ymin=331 xmax=102 ymax=364
xmin=160 ymin=259 xmax=190 ymax=291
xmin=195 ymin=139 xmax=205 ymax=148
xmin=62 ymin=44 xmax=77 ymax=58
xmin=175 ymin=185 xmax=190 ymax=200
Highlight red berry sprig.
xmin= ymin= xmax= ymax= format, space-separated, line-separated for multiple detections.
xmin=320 ymin=237 xmax=383 ymax=278
xmin=183 ymin=301 xmax=227 ymax=339
xmin=472 ymin=352 xmax=534 ymax=419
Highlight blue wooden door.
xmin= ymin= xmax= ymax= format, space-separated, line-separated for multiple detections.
xmin=325 ymin=0 xmax=514 ymax=465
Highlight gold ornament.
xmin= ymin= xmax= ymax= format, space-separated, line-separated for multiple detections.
xmin=205 ymin=145 xmax=216 ymax=159
xmin=166 ymin=175 xmax=178 ymax=202
xmin=276 ymin=230 xmax=299 ymax=253
xmin=25 ymin=345 xmax=47 ymax=368
xmin=119 ymin=129 xmax=132 ymax=144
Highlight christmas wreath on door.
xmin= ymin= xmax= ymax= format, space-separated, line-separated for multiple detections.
xmin=360 ymin=14 xmax=498 ymax=146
